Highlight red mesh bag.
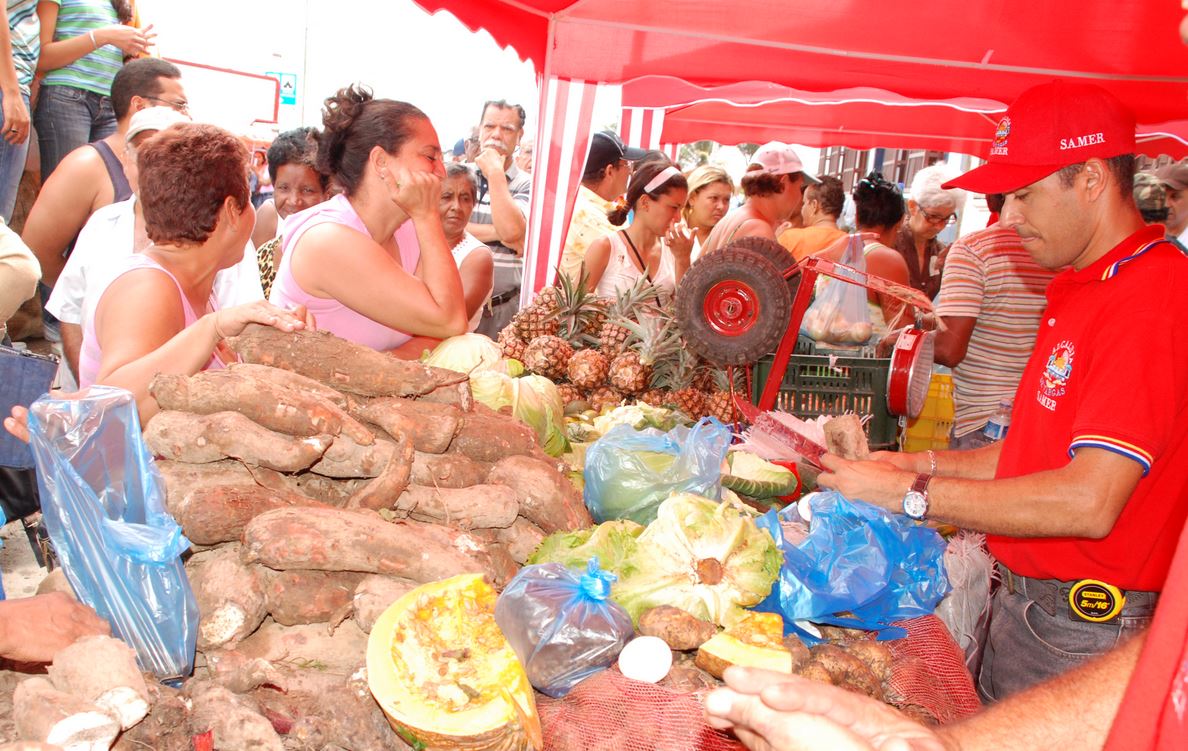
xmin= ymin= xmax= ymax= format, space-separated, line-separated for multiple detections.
xmin=536 ymin=614 xmax=980 ymax=750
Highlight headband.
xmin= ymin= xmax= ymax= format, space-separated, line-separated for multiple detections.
xmin=643 ymin=165 xmax=683 ymax=194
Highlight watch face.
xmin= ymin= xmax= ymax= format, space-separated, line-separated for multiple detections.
xmin=903 ymin=490 xmax=928 ymax=519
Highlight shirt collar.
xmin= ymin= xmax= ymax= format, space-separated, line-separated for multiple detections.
xmin=1064 ymin=224 xmax=1167 ymax=284
xmin=578 ymin=184 xmax=616 ymax=212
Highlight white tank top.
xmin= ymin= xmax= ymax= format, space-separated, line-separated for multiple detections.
xmin=595 ymin=230 xmax=676 ymax=298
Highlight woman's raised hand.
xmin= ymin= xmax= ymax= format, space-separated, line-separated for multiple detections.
xmin=211 ymin=301 xmax=312 ymax=341
xmin=666 ymin=220 xmax=696 ymax=259
xmin=384 ymin=165 xmax=442 ymax=221
xmin=99 ymin=24 xmax=156 ymax=56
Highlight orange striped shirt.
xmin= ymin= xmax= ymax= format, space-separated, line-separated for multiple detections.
xmin=934 ymin=226 xmax=1058 ymax=436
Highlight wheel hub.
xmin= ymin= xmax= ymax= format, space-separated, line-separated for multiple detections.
xmin=703 ymin=280 xmax=761 ymax=337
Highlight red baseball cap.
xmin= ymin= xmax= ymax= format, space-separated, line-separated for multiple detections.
xmin=943 ymin=80 xmax=1135 ymax=194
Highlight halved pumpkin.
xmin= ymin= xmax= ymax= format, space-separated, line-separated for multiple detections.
xmin=694 ymin=611 xmax=795 ymax=679
xmin=366 ymin=574 xmax=543 ymax=750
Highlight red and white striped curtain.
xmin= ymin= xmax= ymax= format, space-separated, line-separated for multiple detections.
xmin=619 ymin=106 xmax=679 ymax=161
xmin=520 ymin=77 xmax=602 ymax=307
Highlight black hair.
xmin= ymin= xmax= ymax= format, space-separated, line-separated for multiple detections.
xmin=607 ymin=160 xmax=687 ymax=226
xmin=806 ymin=175 xmax=845 ymax=217
xmin=479 ymin=100 xmax=527 ymax=130
xmin=985 ymin=193 xmax=1006 ymax=213
xmin=315 ymin=84 xmax=429 ymax=196
xmin=853 ymin=172 xmax=906 ymax=230
xmin=1055 ymin=154 xmax=1136 ymax=199
xmin=266 ymin=127 xmax=328 ymax=189
xmin=109 ymin=0 xmax=133 ymax=23
xmin=111 ymin=57 xmax=181 ymax=120
xmin=445 ymin=162 xmax=479 ymax=199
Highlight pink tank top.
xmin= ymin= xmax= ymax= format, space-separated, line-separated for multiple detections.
xmin=270 ymin=194 xmax=421 ymax=351
xmin=79 ymin=254 xmax=222 ymax=388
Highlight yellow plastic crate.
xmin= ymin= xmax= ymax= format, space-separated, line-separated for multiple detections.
xmin=899 ymin=373 xmax=954 ymax=452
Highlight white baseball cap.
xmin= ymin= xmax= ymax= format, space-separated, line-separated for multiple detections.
xmin=750 ymin=141 xmax=820 ymax=184
xmin=126 ymin=106 xmax=191 ymax=142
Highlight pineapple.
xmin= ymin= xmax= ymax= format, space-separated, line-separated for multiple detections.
xmin=609 ymin=312 xmax=680 ymax=395
xmin=512 ymin=287 xmax=561 ymax=341
xmin=522 ymin=335 xmax=573 ymax=380
xmin=497 ymin=327 xmax=527 ymax=362
xmin=568 ymin=348 xmax=610 ymax=390
xmin=637 ymin=388 xmax=671 ymax=408
xmin=671 ymin=387 xmax=706 ymax=418
xmin=588 ymin=385 xmax=624 ymax=413
xmin=551 ymin=267 xmax=604 ymax=349
xmin=556 ymin=382 xmax=585 ymax=408
xmin=598 ymin=276 xmax=660 ymax=355
xmin=703 ymin=367 xmax=743 ymax=423
xmin=651 ymin=339 xmax=705 ymax=419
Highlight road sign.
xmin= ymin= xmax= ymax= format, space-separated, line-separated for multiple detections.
xmin=266 ymin=71 xmax=298 ymax=106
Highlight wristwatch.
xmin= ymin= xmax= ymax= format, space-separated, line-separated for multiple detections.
xmin=902 ymin=473 xmax=932 ymax=520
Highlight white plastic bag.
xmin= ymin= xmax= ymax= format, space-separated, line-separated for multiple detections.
xmin=801 ymin=234 xmax=873 ymax=344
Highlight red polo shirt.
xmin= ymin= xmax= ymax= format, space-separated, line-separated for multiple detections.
xmin=989 ymin=225 xmax=1188 ymax=591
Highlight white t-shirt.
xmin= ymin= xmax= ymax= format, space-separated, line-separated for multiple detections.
xmin=47 ymin=197 xmax=264 ymax=326
xmin=452 ymin=231 xmax=493 ymax=333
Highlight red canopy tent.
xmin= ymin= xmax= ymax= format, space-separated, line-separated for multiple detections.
xmin=621 ymin=77 xmax=1188 ymax=158
xmin=412 ymin=0 xmax=1188 ymax=299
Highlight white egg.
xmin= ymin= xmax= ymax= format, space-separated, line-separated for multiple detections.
xmin=617 ymin=636 xmax=673 ymax=683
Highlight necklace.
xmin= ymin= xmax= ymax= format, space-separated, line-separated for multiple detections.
xmin=620 ymin=230 xmax=653 ymax=283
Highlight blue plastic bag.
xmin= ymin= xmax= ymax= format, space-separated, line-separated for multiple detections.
xmin=494 ymin=559 xmax=635 ymax=698
xmin=584 ymin=417 xmax=731 ymax=525
xmin=28 ymin=386 xmax=199 ymax=679
xmin=755 ymin=491 xmax=950 ymax=640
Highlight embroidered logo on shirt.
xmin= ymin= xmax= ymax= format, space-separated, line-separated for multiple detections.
xmin=1036 ymin=339 xmax=1074 ymax=411
xmin=990 ymin=117 xmax=1011 ymax=156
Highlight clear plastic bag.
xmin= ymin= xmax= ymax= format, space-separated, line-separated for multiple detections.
xmin=754 ymin=490 xmax=950 ymax=640
xmin=495 ymin=559 xmax=635 ymax=698
xmin=583 ymin=417 xmax=731 ymax=525
xmin=27 ymin=386 xmax=199 ymax=679
xmin=800 ymin=234 xmax=874 ymax=345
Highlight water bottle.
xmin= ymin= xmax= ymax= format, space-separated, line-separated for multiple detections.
xmin=982 ymin=399 xmax=1012 ymax=441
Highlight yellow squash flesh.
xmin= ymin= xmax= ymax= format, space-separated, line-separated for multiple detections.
xmin=366 ymin=574 xmax=543 ymax=750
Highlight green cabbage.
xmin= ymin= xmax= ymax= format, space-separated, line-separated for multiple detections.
xmin=470 ymin=370 xmax=514 ymax=412
xmin=722 ymin=451 xmax=800 ymax=499
xmin=511 ymin=374 xmax=569 ymax=457
xmin=526 ymin=519 xmax=645 ymax=576
xmin=612 ymin=493 xmax=782 ymax=627
xmin=422 ymin=333 xmax=509 ymax=375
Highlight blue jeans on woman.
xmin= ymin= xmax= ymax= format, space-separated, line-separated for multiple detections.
xmin=32 ymin=84 xmax=116 ymax=182
xmin=0 ymin=91 xmax=30 ymax=223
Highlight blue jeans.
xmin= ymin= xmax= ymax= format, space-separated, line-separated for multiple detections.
xmin=0 ymin=91 xmax=30 ymax=223
xmin=33 ymin=84 xmax=116 ymax=181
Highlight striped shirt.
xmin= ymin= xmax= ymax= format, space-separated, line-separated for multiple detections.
xmin=470 ymin=161 xmax=530 ymax=329
xmin=41 ymin=0 xmax=123 ymax=96
xmin=934 ymin=226 xmax=1057 ymax=437
xmin=8 ymin=0 xmax=40 ymax=95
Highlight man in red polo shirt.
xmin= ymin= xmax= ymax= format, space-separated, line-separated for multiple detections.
xmin=817 ymin=80 xmax=1188 ymax=702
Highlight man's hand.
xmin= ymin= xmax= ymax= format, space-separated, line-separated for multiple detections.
xmin=0 ymin=592 xmax=110 ymax=663
xmin=705 ymin=667 xmax=950 ymax=751
xmin=4 ymin=405 xmax=29 ymax=443
xmin=474 ymin=147 xmax=505 ymax=180
xmin=817 ymin=453 xmax=914 ymax=511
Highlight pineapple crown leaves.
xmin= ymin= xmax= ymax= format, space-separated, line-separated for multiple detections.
xmin=651 ymin=336 xmax=702 ymax=390
xmin=621 ymin=310 xmax=682 ymax=369
xmin=609 ymin=275 xmax=661 ymax=318
xmin=543 ymin=266 xmax=606 ymax=348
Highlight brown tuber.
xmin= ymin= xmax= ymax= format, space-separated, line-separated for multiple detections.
xmin=486 ymin=454 xmax=593 ymax=533
xmin=392 ymin=484 xmax=519 ymax=530
xmin=47 ymin=635 xmax=150 ymax=730
xmin=638 ymin=606 xmax=718 ymax=651
xmin=144 ymin=410 xmax=332 ymax=472
xmin=176 ymin=484 xmax=331 ymax=545
xmin=187 ymin=546 xmax=268 ymax=652
xmin=257 ymin=569 xmax=365 ymax=626
xmin=227 ymin=323 xmax=467 ymax=397
xmin=13 ymin=676 xmax=120 ymax=750
xmin=351 ymin=396 xmax=462 ymax=453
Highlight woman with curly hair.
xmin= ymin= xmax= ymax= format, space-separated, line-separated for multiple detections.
xmin=269 ymin=85 xmax=466 ymax=357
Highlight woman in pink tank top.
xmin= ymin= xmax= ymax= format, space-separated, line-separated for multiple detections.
xmin=269 ymin=85 xmax=467 ymax=358
xmin=82 ymin=123 xmax=310 ymax=423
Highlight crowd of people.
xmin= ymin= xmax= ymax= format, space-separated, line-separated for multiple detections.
xmin=1 ymin=5 xmax=1187 ymax=749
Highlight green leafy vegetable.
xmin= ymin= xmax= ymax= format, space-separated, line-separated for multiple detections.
xmin=612 ymin=493 xmax=782 ymax=627
xmin=721 ymin=451 xmax=800 ymax=499
xmin=527 ymin=520 xmax=645 ymax=577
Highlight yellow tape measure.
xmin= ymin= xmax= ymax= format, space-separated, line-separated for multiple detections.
xmin=1068 ymin=579 xmax=1126 ymax=622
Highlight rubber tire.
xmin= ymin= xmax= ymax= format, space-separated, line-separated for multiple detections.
xmin=724 ymin=236 xmax=803 ymax=300
xmin=676 ymin=248 xmax=791 ymax=367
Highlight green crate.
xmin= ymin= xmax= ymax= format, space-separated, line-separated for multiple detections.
xmin=751 ymin=352 xmax=898 ymax=451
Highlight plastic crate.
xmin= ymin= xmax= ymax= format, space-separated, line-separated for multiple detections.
xmin=752 ymin=352 xmax=898 ymax=450
xmin=900 ymin=373 xmax=955 ymax=452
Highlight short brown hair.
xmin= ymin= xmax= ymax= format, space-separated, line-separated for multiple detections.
xmin=138 ymin=123 xmax=250 ymax=245
xmin=741 ymin=165 xmax=798 ymax=197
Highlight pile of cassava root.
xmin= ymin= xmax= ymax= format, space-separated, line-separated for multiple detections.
xmin=8 ymin=325 xmax=592 ymax=751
